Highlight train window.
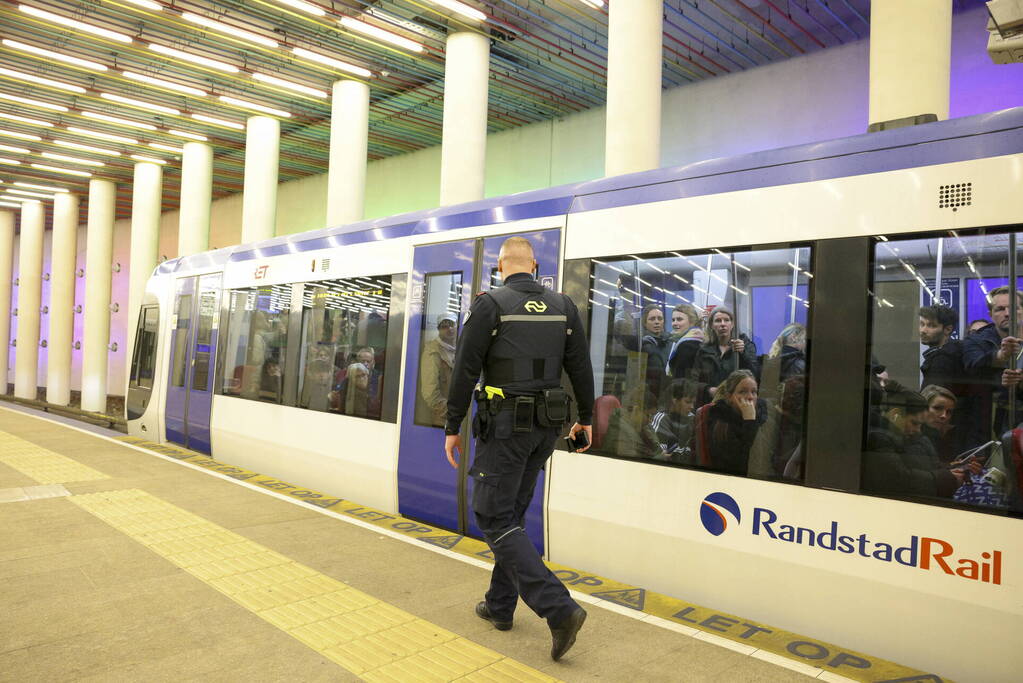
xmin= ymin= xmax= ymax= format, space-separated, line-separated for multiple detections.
xmin=296 ymin=276 xmax=391 ymax=420
xmin=170 ymin=294 xmax=192 ymax=388
xmin=415 ymin=272 xmax=463 ymax=428
xmin=221 ymin=284 xmax=291 ymax=403
xmin=191 ymin=274 xmax=221 ymax=392
xmin=864 ymin=229 xmax=1022 ymax=514
xmin=586 ymin=246 xmax=812 ymax=482
xmin=129 ymin=305 xmax=159 ymax=390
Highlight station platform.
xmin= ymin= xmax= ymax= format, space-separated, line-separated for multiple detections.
xmin=0 ymin=405 xmax=944 ymax=682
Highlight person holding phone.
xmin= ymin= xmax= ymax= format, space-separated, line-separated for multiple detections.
xmin=442 ymin=236 xmax=594 ymax=662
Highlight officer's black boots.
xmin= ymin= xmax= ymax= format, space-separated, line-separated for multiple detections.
xmin=475 ymin=601 xmax=513 ymax=631
xmin=549 ymin=606 xmax=587 ymax=661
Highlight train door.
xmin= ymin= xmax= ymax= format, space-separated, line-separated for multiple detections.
xmin=397 ymin=229 xmax=562 ymax=553
xmin=165 ymin=273 xmax=222 ymax=453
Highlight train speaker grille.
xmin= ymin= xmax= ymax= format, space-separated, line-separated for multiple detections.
xmin=938 ymin=182 xmax=972 ymax=211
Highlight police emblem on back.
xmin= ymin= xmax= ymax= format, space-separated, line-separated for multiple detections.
xmin=524 ymin=301 xmax=548 ymax=313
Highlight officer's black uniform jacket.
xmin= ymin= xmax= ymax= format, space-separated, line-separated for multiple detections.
xmin=444 ymin=272 xmax=595 ymax=435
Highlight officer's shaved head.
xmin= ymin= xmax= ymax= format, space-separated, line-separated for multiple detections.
xmin=498 ymin=237 xmax=536 ymax=275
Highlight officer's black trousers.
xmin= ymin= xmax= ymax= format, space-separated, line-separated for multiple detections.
xmin=470 ymin=422 xmax=578 ymax=627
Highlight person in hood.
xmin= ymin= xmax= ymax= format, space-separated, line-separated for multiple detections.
xmin=419 ymin=314 xmax=457 ymax=426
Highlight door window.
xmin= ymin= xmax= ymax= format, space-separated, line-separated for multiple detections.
xmin=191 ymin=275 xmax=221 ymax=392
xmin=415 ymin=272 xmax=463 ymax=428
xmin=170 ymin=294 xmax=192 ymax=388
xmin=129 ymin=305 xmax=159 ymax=390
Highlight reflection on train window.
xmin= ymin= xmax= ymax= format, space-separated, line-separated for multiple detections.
xmin=191 ymin=274 xmax=222 ymax=392
xmin=586 ymin=246 xmax=812 ymax=482
xmin=415 ymin=272 xmax=462 ymax=428
xmin=170 ymin=293 xmax=192 ymax=388
xmin=221 ymin=284 xmax=291 ymax=403
xmin=864 ymin=229 xmax=1022 ymax=514
xmin=129 ymin=305 xmax=159 ymax=390
xmin=296 ymin=276 xmax=391 ymax=420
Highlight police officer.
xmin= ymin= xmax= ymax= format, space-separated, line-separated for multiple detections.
xmin=443 ymin=236 xmax=594 ymax=662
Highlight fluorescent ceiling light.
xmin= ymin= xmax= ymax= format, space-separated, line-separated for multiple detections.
xmin=167 ymin=129 xmax=207 ymax=141
xmin=291 ymin=47 xmax=372 ymax=78
xmin=252 ymin=72 xmax=328 ymax=98
xmin=0 ymin=67 xmax=86 ymax=93
xmin=0 ymin=195 xmax=37 ymax=202
xmin=53 ymin=139 xmax=121 ymax=156
xmin=14 ymin=182 xmax=68 ymax=192
xmin=0 ymin=201 xmax=25 ymax=208
xmin=0 ymin=112 xmax=53 ymax=127
xmin=147 ymin=44 xmax=239 ymax=73
xmin=99 ymin=93 xmax=181 ymax=116
xmin=339 ymin=17 xmax=425 ymax=52
xmin=0 ymin=91 xmax=68 ymax=112
xmin=30 ymin=163 xmax=92 ymax=177
xmin=191 ymin=113 xmax=244 ymax=130
xmin=40 ymin=152 xmax=105 ymax=167
xmin=82 ymin=111 xmax=158 ymax=131
xmin=1 ymin=39 xmax=108 ymax=71
xmin=0 ymin=129 xmax=42 ymax=141
xmin=130 ymin=154 xmax=167 ymax=164
xmin=19 ymin=5 xmax=133 ymax=43
xmin=277 ymin=0 xmax=326 ymax=17
xmin=0 ymin=144 xmax=31 ymax=154
xmin=578 ymin=0 xmax=604 ymax=7
xmin=122 ymin=71 xmax=208 ymax=97
xmin=149 ymin=142 xmax=182 ymax=153
xmin=7 ymin=188 xmax=54 ymax=198
xmin=182 ymin=13 xmax=279 ymax=48
xmin=427 ymin=1 xmax=487 ymax=22
xmin=122 ymin=0 xmax=162 ymax=10
xmin=66 ymin=126 xmax=138 ymax=144
xmin=0 ymin=159 xmax=22 ymax=166
xmin=218 ymin=96 xmax=291 ymax=118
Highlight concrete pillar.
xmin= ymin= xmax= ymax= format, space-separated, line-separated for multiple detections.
xmin=127 ymin=162 xmax=162 ymax=358
xmin=439 ymin=31 xmax=490 ymax=206
xmin=605 ymin=0 xmax=663 ymax=177
xmin=81 ymin=179 xmax=115 ymax=413
xmin=14 ymin=202 xmax=44 ymax=400
xmin=241 ymin=116 xmax=279 ymax=244
xmin=46 ymin=192 xmax=79 ymax=406
xmin=178 ymin=142 xmax=212 ymax=257
xmin=0 ymin=211 xmax=14 ymax=393
xmin=326 ymin=80 xmax=370 ymax=227
xmin=869 ymin=0 xmax=952 ymax=126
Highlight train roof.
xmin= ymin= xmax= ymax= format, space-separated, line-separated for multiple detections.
xmin=159 ymin=106 xmax=1023 ymax=275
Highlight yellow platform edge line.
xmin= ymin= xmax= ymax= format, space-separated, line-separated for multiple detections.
xmin=69 ymin=488 xmax=561 ymax=683
xmin=114 ymin=436 xmax=948 ymax=683
xmin=0 ymin=430 xmax=109 ymax=484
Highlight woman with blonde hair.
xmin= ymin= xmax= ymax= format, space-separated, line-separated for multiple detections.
xmin=767 ymin=322 xmax=806 ymax=381
xmin=697 ymin=369 xmax=766 ymax=475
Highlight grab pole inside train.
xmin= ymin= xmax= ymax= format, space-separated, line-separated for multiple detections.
xmin=1010 ymin=232 xmax=1017 ymax=431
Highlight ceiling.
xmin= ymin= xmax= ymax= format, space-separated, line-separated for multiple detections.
xmin=0 ymin=1 xmax=958 ymax=226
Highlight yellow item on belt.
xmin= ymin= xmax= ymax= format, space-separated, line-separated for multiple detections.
xmin=484 ymin=385 xmax=505 ymax=400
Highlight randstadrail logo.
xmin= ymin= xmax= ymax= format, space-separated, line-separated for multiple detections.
xmin=700 ymin=492 xmax=741 ymax=536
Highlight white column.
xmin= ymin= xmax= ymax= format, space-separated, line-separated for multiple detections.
xmin=605 ymin=0 xmax=663 ymax=177
xmin=241 ymin=115 xmax=279 ymax=244
xmin=869 ymin=0 xmax=952 ymax=126
xmin=127 ymin=161 xmax=162 ymax=359
xmin=178 ymin=142 xmax=212 ymax=257
xmin=81 ymin=179 xmax=116 ymax=413
xmin=14 ymin=202 xmax=44 ymax=400
xmin=0 ymin=211 xmax=14 ymax=393
xmin=439 ymin=31 xmax=490 ymax=206
xmin=326 ymin=80 xmax=370 ymax=227
xmin=46 ymin=192 xmax=79 ymax=406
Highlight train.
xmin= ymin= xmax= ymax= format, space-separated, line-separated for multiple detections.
xmin=126 ymin=107 xmax=1023 ymax=681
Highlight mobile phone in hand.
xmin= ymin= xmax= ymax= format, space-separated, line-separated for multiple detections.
xmin=564 ymin=430 xmax=589 ymax=451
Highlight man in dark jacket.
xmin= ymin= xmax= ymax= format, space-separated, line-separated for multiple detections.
xmin=919 ymin=304 xmax=965 ymax=390
xmin=962 ymin=287 xmax=1023 ymax=445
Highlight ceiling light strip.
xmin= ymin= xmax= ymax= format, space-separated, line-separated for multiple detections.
xmin=130 ymin=154 xmax=167 ymax=164
xmin=0 ymin=67 xmax=87 ymax=93
xmin=7 ymin=188 xmax=54 ymax=198
xmin=19 ymin=5 xmax=134 ymax=43
xmin=191 ymin=113 xmax=244 ymax=130
xmin=0 ymin=112 xmax=53 ymax=127
xmin=66 ymin=126 xmax=138 ymax=144
xmin=0 ymin=143 xmax=31 ymax=154
xmin=252 ymin=72 xmax=328 ymax=98
xmin=167 ymin=129 xmax=207 ymax=141
xmin=182 ymin=12 xmax=279 ymax=48
xmin=40 ymin=152 xmax=105 ymax=167
xmin=0 ymin=129 xmax=43 ymax=141
xmin=14 ymin=182 xmax=68 ymax=192
xmin=0 ymin=91 xmax=69 ymax=112
xmin=99 ymin=93 xmax=181 ymax=116
xmin=277 ymin=0 xmax=326 ymax=17
xmin=148 ymin=143 xmax=182 ymax=153
xmin=0 ymin=159 xmax=22 ymax=167
xmin=122 ymin=71 xmax=208 ymax=97
xmin=218 ymin=96 xmax=291 ymax=118
xmin=427 ymin=0 xmax=487 ymax=22
xmin=1 ymin=39 xmax=109 ymax=71
xmin=52 ymin=140 xmax=121 ymax=156
xmin=82 ymin=111 xmax=158 ymax=130
xmin=291 ymin=47 xmax=372 ymax=78
xmin=30 ymin=163 xmax=92 ymax=177
xmin=147 ymin=44 xmax=240 ymax=73
xmin=339 ymin=17 xmax=425 ymax=52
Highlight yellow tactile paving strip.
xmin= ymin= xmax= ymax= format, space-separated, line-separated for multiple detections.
xmin=70 ymin=488 xmax=560 ymax=683
xmin=0 ymin=431 xmax=109 ymax=484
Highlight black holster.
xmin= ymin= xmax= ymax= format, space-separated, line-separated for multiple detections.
xmin=473 ymin=392 xmax=494 ymax=441
xmin=537 ymin=388 xmax=571 ymax=428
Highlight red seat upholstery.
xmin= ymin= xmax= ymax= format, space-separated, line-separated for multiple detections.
xmin=693 ymin=403 xmax=714 ymax=467
xmin=591 ymin=395 xmax=621 ymax=449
